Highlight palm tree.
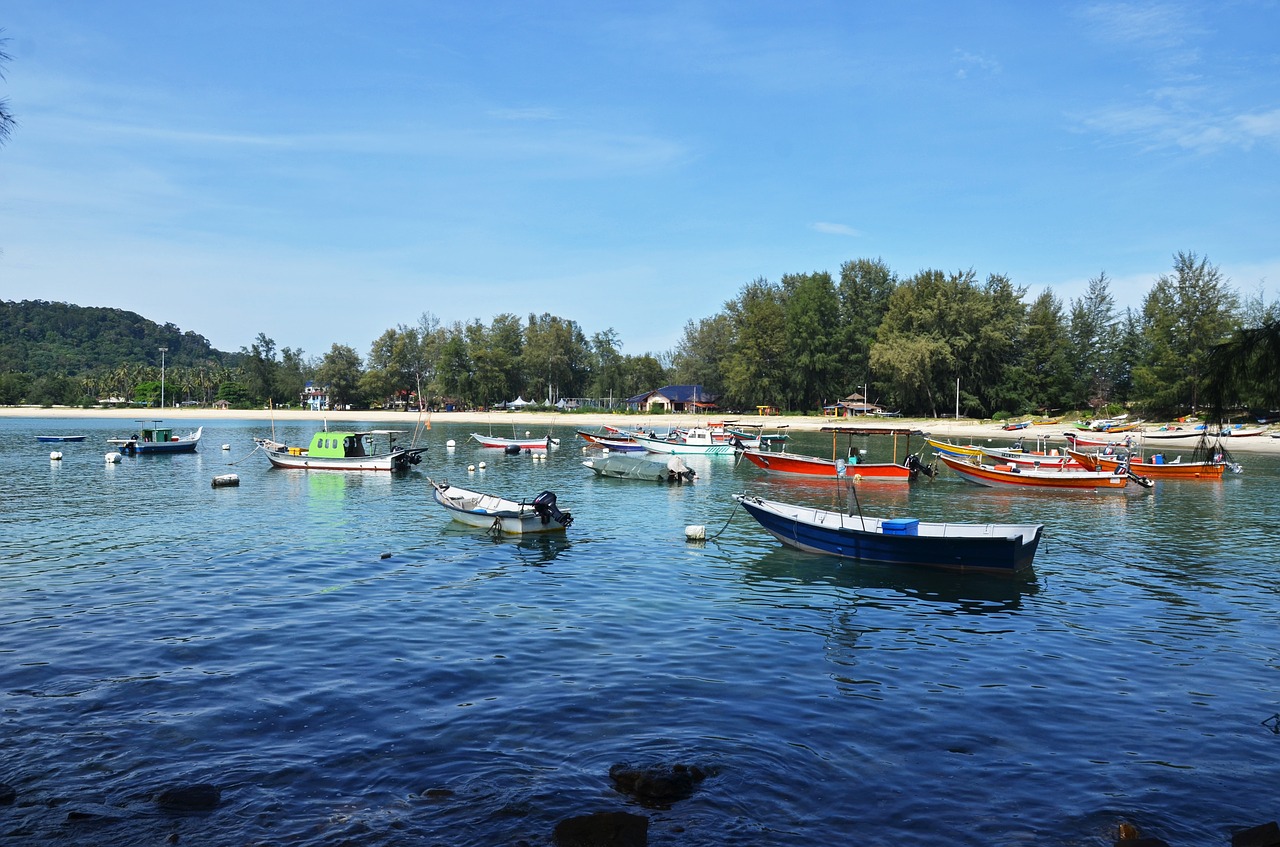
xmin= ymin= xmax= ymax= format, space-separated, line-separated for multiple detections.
xmin=0 ymin=32 xmax=15 ymax=146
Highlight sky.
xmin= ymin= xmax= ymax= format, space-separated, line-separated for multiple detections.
xmin=1 ymin=2 xmax=1278 ymax=362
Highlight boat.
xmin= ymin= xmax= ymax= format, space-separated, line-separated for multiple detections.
xmin=108 ymin=422 xmax=203 ymax=454
xmin=430 ymin=481 xmax=572 ymax=534
xmin=582 ymin=453 xmax=696 ymax=483
xmin=470 ymin=432 xmax=559 ymax=450
xmin=739 ymin=448 xmax=925 ymax=481
xmin=255 ymin=430 xmax=425 ymax=471
xmin=938 ymin=453 xmax=1152 ymax=490
xmin=924 ymin=436 xmax=985 ymax=459
xmin=1001 ymin=420 xmax=1031 ymax=431
xmin=1141 ymin=427 xmax=1201 ymax=440
xmin=1223 ymin=426 xmax=1267 ymax=438
xmin=35 ymin=435 xmax=87 ymax=442
xmin=1063 ymin=432 xmax=1136 ymax=450
xmin=978 ymin=446 xmax=1082 ymax=469
xmin=733 ymin=493 xmax=1043 ymax=574
xmin=1065 ymin=447 xmax=1227 ymax=480
xmin=576 ymin=429 xmax=646 ymax=452
xmin=632 ymin=426 xmax=738 ymax=455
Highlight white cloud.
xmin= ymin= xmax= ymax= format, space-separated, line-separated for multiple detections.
xmin=811 ymin=222 xmax=863 ymax=237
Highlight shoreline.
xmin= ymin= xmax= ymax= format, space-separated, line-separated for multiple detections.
xmin=3 ymin=405 xmax=1276 ymax=453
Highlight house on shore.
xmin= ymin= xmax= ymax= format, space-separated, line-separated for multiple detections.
xmin=627 ymin=385 xmax=717 ymax=413
xmin=824 ymin=393 xmax=884 ymax=417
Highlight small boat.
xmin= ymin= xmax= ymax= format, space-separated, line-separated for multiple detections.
xmin=925 ymin=436 xmax=985 ymax=459
xmin=35 ymin=435 xmax=87 ymax=442
xmin=632 ymin=426 xmax=738 ymax=455
xmin=978 ymin=446 xmax=1082 ymax=469
xmin=470 ymin=432 xmax=559 ymax=450
xmin=431 ymin=481 xmax=572 ymax=534
xmin=576 ymin=429 xmax=646 ymax=452
xmin=1063 ymin=432 xmax=1135 ymax=450
xmin=734 ymin=494 xmax=1043 ymax=574
xmin=739 ymin=448 xmax=925 ymax=481
xmin=108 ymin=422 xmax=203 ymax=455
xmin=256 ymin=430 xmax=425 ymax=471
xmin=938 ymin=453 xmax=1152 ymax=490
xmin=582 ymin=453 xmax=695 ymax=483
xmin=1142 ymin=427 xmax=1201 ymax=440
xmin=1066 ymin=448 xmax=1228 ymax=480
xmin=1223 ymin=427 xmax=1267 ymax=438
xmin=1001 ymin=420 xmax=1032 ymax=431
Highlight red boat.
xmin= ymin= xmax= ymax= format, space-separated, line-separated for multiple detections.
xmin=740 ymin=448 xmax=922 ymax=481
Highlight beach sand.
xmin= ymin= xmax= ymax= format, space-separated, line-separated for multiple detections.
xmin=4 ymin=405 xmax=1276 ymax=453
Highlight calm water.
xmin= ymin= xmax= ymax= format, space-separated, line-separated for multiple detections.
xmin=2 ymin=417 xmax=1278 ymax=846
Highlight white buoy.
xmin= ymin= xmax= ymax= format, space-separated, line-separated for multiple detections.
xmin=222 ymin=444 xmax=231 ymax=451
xmin=49 ymin=451 xmax=63 ymax=461
xmin=105 ymin=452 xmax=121 ymax=463
xmin=685 ymin=525 xmax=707 ymax=541
xmin=211 ymin=473 xmax=240 ymax=488
xmin=525 ymin=430 xmax=531 ymax=437
xmin=446 ymin=439 xmax=456 ymax=448
xmin=478 ymin=461 xmax=486 ymax=469
xmin=467 ymin=464 xmax=476 ymax=472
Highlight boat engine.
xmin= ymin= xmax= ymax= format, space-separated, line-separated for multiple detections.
xmin=532 ymin=490 xmax=573 ymax=527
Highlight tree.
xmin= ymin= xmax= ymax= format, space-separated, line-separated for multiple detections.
xmin=316 ymin=344 xmax=364 ymax=408
xmin=1018 ymin=290 xmax=1073 ymax=414
xmin=1067 ymin=273 xmax=1118 ymax=411
xmin=240 ymin=333 xmax=277 ymax=404
xmin=721 ymin=278 xmax=789 ymax=410
xmin=836 ymin=258 xmax=896 ymax=385
xmin=0 ymin=32 xmax=15 ymax=146
xmin=1132 ymin=252 xmax=1240 ymax=416
xmin=782 ymin=271 xmax=842 ymax=411
xmin=669 ymin=314 xmax=731 ymax=399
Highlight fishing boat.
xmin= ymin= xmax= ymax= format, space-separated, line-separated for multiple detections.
xmin=1141 ymin=427 xmax=1202 ymax=441
xmin=1063 ymin=432 xmax=1136 ymax=450
xmin=470 ymin=432 xmax=559 ymax=450
xmin=582 ymin=453 xmax=695 ymax=483
xmin=938 ymin=453 xmax=1152 ymax=490
xmin=924 ymin=436 xmax=985 ymax=459
xmin=1066 ymin=447 xmax=1228 ymax=480
xmin=576 ymin=429 xmax=646 ymax=452
xmin=108 ymin=422 xmax=202 ymax=455
xmin=255 ymin=430 xmax=425 ymax=471
xmin=431 ymin=481 xmax=572 ymax=534
xmin=739 ymin=448 xmax=925 ymax=481
xmin=632 ymin=426 xmax=738 ymax=455
xmin=1001 ymin=419 xmax=1032 ymax=431
xmin=978 ymin=446 xmax=1082 ymax=469
xmin=35 ymin=434 xmax=87 ymax=442
xmin=733 ymin=493 xmax=1043 ymax=574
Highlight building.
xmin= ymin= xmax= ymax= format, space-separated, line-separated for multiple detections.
xmin=626 ymin=385 xmax=717 ymax=413
xmin=301 ymin=382 xmax=329 ymax=411
xmin=823 ymin=393 xmax=884 ymax=417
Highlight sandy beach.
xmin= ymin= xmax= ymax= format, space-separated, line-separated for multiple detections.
xmin=4 ymin=405 xmax=1276 ymax=453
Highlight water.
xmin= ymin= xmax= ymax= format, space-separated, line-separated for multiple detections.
xmin=2 ymin=417 xmax=1278 ymax=846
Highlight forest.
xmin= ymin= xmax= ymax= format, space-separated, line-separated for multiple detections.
xmin=1 ymin=251 xmax=1274 ymax=420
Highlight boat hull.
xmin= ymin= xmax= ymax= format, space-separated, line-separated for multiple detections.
xmin=110 ymin=427 xmax=203 ymax=454
xmin=1067 ymin=448 xmax=1225 ymax=479
xmin=262 ymin=448 xmax=422 ymax=471
xmin=36 ymin=435 xmax=87 ymax=442
xmin=740 ymin=449 xmax=914 ymax=480
xmin=470 ymin=433 xmax=556 ymax=450
xmin=925 ymin=437 xmax=985 ymax=459
xmin=735 ymin=494 xmax=1042 ymax=574
xmin=939 ymin=454 xmax=1137 ymax=490
xmin=633 ymin=434 xmax=736 ymax=455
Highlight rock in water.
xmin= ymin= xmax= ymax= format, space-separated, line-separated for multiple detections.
xmin=553 ymin=810 xmax=648 ymax=847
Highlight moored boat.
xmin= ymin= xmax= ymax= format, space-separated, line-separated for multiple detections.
xmin=256 ymin=430 xmax=425 ymax=471
xmin=471 ymin=432 xmax=559 ymax=450
xmin=36 ymin=434 xmax=87 ymax=442
xmin=108 ymin=422 xmax=203 ymax=455
xmin=938 ymin=453 xmax=1152 ymax=490
xmin=1066 ymin=447 xmax=1229 ymax=479
xmin=925 ymin=436 xmax=985 ymax=459
xmin=739 ymin=448 xmax=924 ymax=481
xmin=633 ymin=426 xmax=738 ymax=455
xmin=734 ymin=493 xmax=1043 ymax=574
xmin=582 ymin=453 xmax=695 ymax=483
xmin=431 ymin=481 xmax=572 ymax=534
xmin=576 ymin=429 xmax=646 ymax=452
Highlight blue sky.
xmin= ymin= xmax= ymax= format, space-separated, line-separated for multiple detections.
xmin=1 ymin=2 xmax=1277 ymax=361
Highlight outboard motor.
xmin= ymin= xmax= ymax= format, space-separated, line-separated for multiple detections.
xmin=531 ymin=491 xmax=573 ymax=527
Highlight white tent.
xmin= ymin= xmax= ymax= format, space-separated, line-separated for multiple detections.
xmin=507 ymin=396 xmax=533 ymax=408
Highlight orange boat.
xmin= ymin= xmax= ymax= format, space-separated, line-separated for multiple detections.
xmin=740 ymin=448 xmax=922 ymax=481
xmin=938 ymin=454 xmax=1151 ymax=491
xmin=1066 ymin=448 xmax=1227 ymax=480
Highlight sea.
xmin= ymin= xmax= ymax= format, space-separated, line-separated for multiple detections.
xmin=2 ymin=416 xmax=1278 ymax=846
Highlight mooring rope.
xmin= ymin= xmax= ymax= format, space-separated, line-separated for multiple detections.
xmin=226 ymin=443 xmax=263 ymax=466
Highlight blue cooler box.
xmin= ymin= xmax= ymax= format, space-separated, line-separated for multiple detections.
xmin=882 ymin=518 xmax=920 ymax=536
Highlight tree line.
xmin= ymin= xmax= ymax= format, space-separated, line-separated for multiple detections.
xmin=1 ymin=251 xmax=1274 ymax=419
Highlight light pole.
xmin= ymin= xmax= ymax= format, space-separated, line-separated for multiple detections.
xmin=159 ymin=347 xmax=168 ymax=408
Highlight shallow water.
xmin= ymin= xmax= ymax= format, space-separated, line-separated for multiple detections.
xmin=2 ymin=417 xmax=1278 ymax=845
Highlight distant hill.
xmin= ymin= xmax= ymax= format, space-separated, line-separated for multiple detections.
xmin=0 ymin=299 xmax=236 ymax=377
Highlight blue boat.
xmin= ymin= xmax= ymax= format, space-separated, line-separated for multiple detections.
xmin=734 ymin=493 xmax=1043 ymax=574
xmin=35 ymin=435 xmax=87 ymax=442
xmin=108 ymin=422 xmax=202 ymax=455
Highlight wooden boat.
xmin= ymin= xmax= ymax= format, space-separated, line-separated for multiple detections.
xmin=1001 ymin=420 xmax=1031 ymax=431
xmin=925 ymin=436 xmax=985 ymax=459
xmin=470 ymin=432 xmax=559 ymax=450
xmin=576 ymin=429 xmax=646 ymax=452
xmin=734 ymin=493 xmax=1043 ymax=574
xmin=938 ymin=453 xmax=1152 ymax=490
xmin=978 ymin=446 xmax=1082 ymax=469
xmin=256 ymin=430 xmax=425 ymax=471
xmin=35 ymin=435 xmax=87 ymax=442
xmin=1141 ymin=427 xmax=1201 ymax=440
xmin=582 ymin=453 xmax=695 ymax=483
xmin=1223 ymin=426 xmax=1267 ymax=438
xmin=1066 ymin=447 xmax=1227 ymax=480
xmin=431 ymin=481 xmax=572 ymax=534
xmin=1063 ymin=432 xmax=1136 ymax=450
xmin=109 ymin=422 xmax=202 ymax=455
xmin=633 ymin=426 xmax=737 ymax=455
xmin=739 ymin=448 xmax=923 ymax=481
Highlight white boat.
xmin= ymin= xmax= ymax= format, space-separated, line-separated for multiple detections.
xmin=108 ymin=423 xmax=202 ymax=455
xmin=582 ymin=453 xmax=695 ymax=482
xmin=470 ymin=432 xmax=559 ymax=450
xmin=255 ymin=430 xmax=425 ymax=471
xmin=431 ymin=481 xmax=572 ymax=534
xmin=632 ymin=426 xmax=737 ymax=455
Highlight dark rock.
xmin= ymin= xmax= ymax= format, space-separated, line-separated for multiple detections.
xmin=553 ymin=811 xmax=648 ymax=847
xmin=608 ymin=762 xmax=714 ymax=807
xmin=156 ymin=783 xmax=221 ymax=814
xmin=1234 ymin=821 xmax=1280 ymax=847
xmin=0 ymin=783 xmax=14 ymax=805
xmin=1116 ymin=839 xmax=1169 ymax=847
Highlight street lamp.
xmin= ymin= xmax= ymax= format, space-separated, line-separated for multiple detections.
xmin=159 ymin=347 xmax=168 ymax=408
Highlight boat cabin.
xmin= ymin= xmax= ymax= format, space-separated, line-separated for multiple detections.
xmin=304 ymin=430 xmax=407 ymax=458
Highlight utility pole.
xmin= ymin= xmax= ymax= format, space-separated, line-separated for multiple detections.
xmin=159 ymin=347 xmax=168 ymax=408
